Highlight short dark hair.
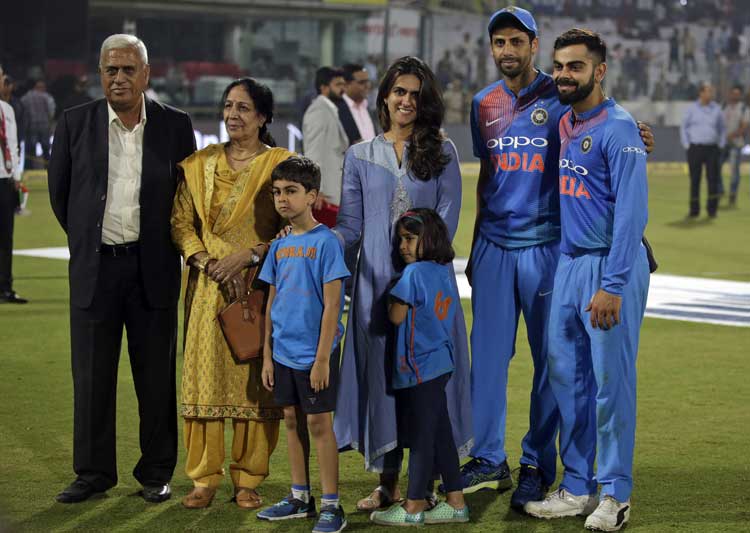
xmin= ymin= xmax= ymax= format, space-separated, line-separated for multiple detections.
xmin=731 ymin=84 xmax=744 ymax=93
xmin=489 ymin=17 xmax=535 ymax=43
xmin=395 ymin=208 xmax=455 ymax=265
xmin=314 ymin=66 xmax=344 ymax=93
xmin=342 ymin=63 xmax=365 ymax=82
xmin=271 ymin=156 xmax=321 ymax=192
xmin=553 ymin=28 xmax=607 ymax=64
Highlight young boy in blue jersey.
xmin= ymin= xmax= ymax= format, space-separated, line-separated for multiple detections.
xmin=523 ymin=30 xmax=650 ymax=532
xmin=257 ymin=156 xmax=350 ymax=533
xmin=370 ymin=208 xmax=468 ymax=527
xmin=461 ymin=6 xmax=654 ymax=508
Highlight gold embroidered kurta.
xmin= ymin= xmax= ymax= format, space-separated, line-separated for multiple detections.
xmin=172 ymin=144 xmax=292 ymax=420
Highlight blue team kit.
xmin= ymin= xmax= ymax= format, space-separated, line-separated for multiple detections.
xmin=389 ymin=261 xmax=458 ymax=390
xmin=470 ymin=71 xmax=565 ymax=249
xmin=259 ymin=224 xmax=350 ymax=370
xmin=466 ymin=71 xmax=566 ymax=480
xmin=549 ymin=98 xmax=650 ymax=502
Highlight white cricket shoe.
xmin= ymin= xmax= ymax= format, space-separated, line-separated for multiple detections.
xmin=524 ymin=488 xmax=598 ymax=519
xmin=584 ymin=496 xmax=631 ymax=531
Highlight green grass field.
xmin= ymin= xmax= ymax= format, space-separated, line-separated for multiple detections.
xmin=1 ymin=165 xmax=749 ymax=532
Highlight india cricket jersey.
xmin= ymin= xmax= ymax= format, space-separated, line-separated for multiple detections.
xmin=470 ymin=71 xmax=566 ymax=249
xmin=558 ymin=98 xmax=648 ymax=295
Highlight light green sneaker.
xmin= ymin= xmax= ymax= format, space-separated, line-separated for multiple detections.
xmin=423 ymin=502 xmax=469 ymax=524
xmin=370 ymin=504 xmax=424 ymax=527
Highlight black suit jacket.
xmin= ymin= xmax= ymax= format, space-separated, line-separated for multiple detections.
xmin=48 ymin=97 xmax=196 ymax=308
xmin=335 ymin=99 xmax=362 ymax=146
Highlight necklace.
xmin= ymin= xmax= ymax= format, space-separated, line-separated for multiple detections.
xmin=228 ymin=145 xmax=264 ymax=162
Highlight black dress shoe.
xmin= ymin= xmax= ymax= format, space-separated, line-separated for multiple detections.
xmin=0 ymin=290 xmax=28 ymax=304
xmin=56 ymin=479 xmax=103 ymax=503
xmin=141 ymin=483 xmax=171 ymax=503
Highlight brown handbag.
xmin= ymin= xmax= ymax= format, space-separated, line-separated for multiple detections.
xmin=217 ymin=264 xmax=268 ymax=362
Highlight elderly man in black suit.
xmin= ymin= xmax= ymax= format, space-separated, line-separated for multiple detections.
xmin=48 ymin=34 xmax=196 ymax=504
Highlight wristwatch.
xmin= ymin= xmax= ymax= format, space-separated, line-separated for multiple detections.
xmin=249 ymin=253 xmax=261 ymax=265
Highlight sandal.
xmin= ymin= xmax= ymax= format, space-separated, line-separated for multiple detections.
xmin=234 ymin=487 xmax=263 ymax=509
xmin=182 ymin=486 xmax=217 ymax=509
xmin=356 ymin=485 xmax=402 ymax=512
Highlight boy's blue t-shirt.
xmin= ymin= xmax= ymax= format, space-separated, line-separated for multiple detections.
xmin=470 ymin=71 xmax=567 ymax=249
xmin=558 ymin=98 xmax=649 ymax=295
xmin=389 ymin=261 xmax=457 ymax=389
xmin=258 ymin=224 xmax=350 ymax=370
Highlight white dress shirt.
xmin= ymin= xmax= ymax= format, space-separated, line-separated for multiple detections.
xmin=0 ymin=100 xmax=20 ymax=180
xmin=343 ymin=93 xmax=376 ymax=141
xmin=102 ymin=97 xmax=146 ymax=244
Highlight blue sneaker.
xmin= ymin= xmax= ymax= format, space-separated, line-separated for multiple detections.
xmin=510 ymin=465 xmax=548 ymax=510
xmin=313 ymin=504 xmax=347 ymax=533
xmin=257 ymin=495 xmax=317 ymax=521
xmin=439 ymin=458 xmax=512 ymax=494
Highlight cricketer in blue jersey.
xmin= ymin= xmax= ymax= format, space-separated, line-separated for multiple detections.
xmin=464 ymin=7 xmax=654 ymax=508
xmin=523 ymin=29 xmax=650 ymax=533
xmin=463 ymin=7 xmax=563 ymax=505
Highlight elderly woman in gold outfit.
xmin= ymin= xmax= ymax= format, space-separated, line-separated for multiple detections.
xmin=171 ymin=78 xmax=292 ymax=509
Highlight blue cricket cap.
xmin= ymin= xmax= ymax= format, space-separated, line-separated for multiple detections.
xmin=487 ymin=6 xmax=538 ymax=37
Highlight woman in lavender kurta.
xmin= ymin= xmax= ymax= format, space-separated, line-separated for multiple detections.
xmin=333 ymin=56 xmax=472 ymax=510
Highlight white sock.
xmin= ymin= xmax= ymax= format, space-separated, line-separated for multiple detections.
xmin=321 ymin=493 xmax=339 ymax=508
xmin=292 ymin=484 xmax=310 ymax=504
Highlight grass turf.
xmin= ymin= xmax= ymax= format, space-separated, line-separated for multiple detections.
xmin=0 ymin=165 xmax=748 ymax=532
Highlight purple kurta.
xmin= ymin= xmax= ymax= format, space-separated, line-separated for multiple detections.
xmin=333 ymin=134 xmax=473 ymax=472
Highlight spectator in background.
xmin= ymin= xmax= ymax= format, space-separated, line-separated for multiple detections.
xmin=622 ymin=48 xmax=637 ymax=99
xmin=0 ymin=64 xmax=27 ymax=304
xmin=436 ymin=50 xmax=455 ymax=87
xmin=651 ymin=71 xmax=670 ymax=102
xmin=1 ymin=74 xmax=26 ymax=150
xmin=341 ymin=63 xmax=376 ymax=143
xmin=636 ymin=47 xmax=652 ymax=97
xmin=721 ymin=84 xmax=749 ymax=207
xmin=335 ymin=70 xmax=361 ymax=146
xmin=21 ymin=80 xmax=54 ymax=168
xmin=443 ymin=76 xmax=468 ymax=125
xmin=302 ymin=67 xmax=348 ymax=228
xmin=60 ymin=75 xmax=92 ymax=114
xmin=704 ymin=29 xmax=716 ymax=65
xmin=682 ymin=27 xmax=697 ymax=73
xmin=717 ymin=24 xmax=730 ymax=56
xmin=668 ymin=28 xmax=681 ymax=72
xmin=680 ymin=81 xmax=726 ymax=218
xmin=727 ymin=30 xmax=740 ymax=60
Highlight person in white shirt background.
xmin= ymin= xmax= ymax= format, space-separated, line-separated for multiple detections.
xmin=0 ymin=64 xmax=27 ymax=304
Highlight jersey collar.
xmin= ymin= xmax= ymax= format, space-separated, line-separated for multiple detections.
xmin=499 ymin=69 xmax=545 ymax=100
xmin=571 ymin=97 xmax=615 ymax=123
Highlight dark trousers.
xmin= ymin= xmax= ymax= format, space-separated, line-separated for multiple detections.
xmin=398 ymin=373 xmax=462 ymax=500
xmin=25 ymin=125 xmax=50 ymax=168
xmin=687 ymin=143 xmax=721 ymax=216
xmin=0 ymin=179 xmax=16 ymax=293
xmin=70 ymin=252 xmax=177 ymax=490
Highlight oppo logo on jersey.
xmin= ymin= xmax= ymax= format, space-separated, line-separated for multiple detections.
xmin=486 ymin=136 xmax=549 ymax=150
xmin=623 ymin=146 xmax=647 ymax=156
xmin=559 ymin=159 xmax=589 ymax=176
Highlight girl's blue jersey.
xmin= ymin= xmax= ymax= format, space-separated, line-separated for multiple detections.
xmin=470 ymin=71 xmax=567 ymax=249
xmin=558 ymin=98 xmax=649 ymax=296
xmin=389 ymin=261 xmax=457 ymax=389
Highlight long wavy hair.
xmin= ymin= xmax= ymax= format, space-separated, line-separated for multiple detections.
xmin=221 ymin=77 xmax=276 ymax=147
xmin=376 ymin=56 xmax=450 ymax=181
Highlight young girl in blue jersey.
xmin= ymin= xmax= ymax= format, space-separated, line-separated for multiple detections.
xmin=370 ymin=208 xmax=469 ymax=526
